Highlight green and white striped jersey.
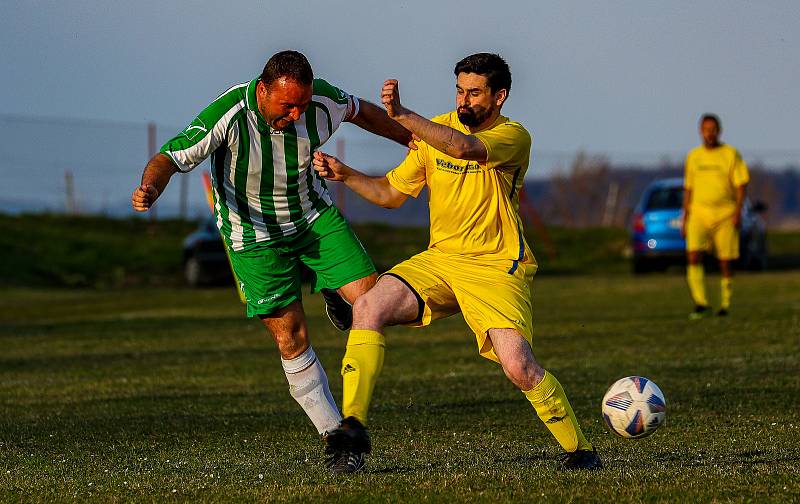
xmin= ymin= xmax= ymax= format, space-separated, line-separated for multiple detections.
xmin=161 ymin=78 xmax=358 ymax=251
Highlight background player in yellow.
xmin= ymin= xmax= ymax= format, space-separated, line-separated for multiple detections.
xmin=313 ymin=53 xmax=601 ymax=473
xmin=682 ymin=113 xmax=750 ymax=318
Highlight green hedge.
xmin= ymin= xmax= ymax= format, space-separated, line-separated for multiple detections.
xmin=1 ymin=213 xmax=797 ymax=288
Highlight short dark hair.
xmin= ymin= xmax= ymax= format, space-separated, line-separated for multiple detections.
xmin=453 ymin=53 xmax=511 ymax=94
xmin=261 ymin=50 xmax=313 ymax=86
xmin=700 ymin=113 xmax=721 ymax=129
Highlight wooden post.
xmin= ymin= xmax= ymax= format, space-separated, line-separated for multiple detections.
xmin=603 ymin=181 xmax=619 ymax=227
xmin=65 ymin=170 xmax=76 ymax=215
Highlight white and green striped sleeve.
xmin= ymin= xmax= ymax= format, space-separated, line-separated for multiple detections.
xmin=311 ymin=78 xmax=359 ymax=135
xmin=160 ymin=83 xmax=247 ymax=172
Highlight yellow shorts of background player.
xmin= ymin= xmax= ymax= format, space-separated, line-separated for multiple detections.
xmin=382 ymin=248 xmax=537 ymax=363
xmin=686 ymin=206 xmax=739 ymax=260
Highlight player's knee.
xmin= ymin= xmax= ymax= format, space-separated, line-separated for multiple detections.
xmin=271 ymin=326 xmax=309 ymax=359
xmin=687 ymin=252 xmax=702 ymax=264
xmin=502 ymin=360 xmax=536 ymax=390
xmin=352 ymin=293 xmax=386 ymax=326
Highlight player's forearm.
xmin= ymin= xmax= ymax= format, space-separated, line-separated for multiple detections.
xmin=341 ymin=166 xmax=404 ymax=209
xmin=142 ymin=153 xmax=179 ymax=197
xmin=351 ymin=100 xmax=413 ymax=148
xmin=393 ymin=110 xmax=486 ymax=161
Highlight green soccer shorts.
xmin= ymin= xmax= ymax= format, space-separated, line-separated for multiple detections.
xmin=228 ymin=206 xmax=375 ymax=317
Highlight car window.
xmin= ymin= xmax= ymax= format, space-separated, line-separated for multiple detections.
xmin=645 ymin=187 xmax=683 ymax=211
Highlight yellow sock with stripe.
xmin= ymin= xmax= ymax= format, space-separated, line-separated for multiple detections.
xmin=686 ymin=264 xmax=708 ymax=306
xmin=721 ymin=277 xmax=733 ymax=309
xmin=341 ymin=329 xmax=385 ymax=425
xmin=523 ymin=371 xmax=592 ymax=452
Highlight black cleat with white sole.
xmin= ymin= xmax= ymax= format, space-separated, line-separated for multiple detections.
xmin=324 ymin=417 xmax=371 ymax=474
xmin=325 ymin=448 xmax=366 ymax=474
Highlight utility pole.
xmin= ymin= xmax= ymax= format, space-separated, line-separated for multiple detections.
xmin=65 ymin=170 xmax=76 ymax=215
xmin=603 ymin=181 xmax=619 ymax=227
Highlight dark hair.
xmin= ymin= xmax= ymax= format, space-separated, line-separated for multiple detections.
xmin=453 ymin=53 xmax=511 ymax=94
xmin=700 ymin=113 xmax=721 ymax=129
xmin=260 ymin=50 xmax=313 ymax=86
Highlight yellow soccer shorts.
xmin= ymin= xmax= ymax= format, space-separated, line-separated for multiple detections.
xmin=382 ymin=248 xmax=537 ymax=363
xmin=686 ymin=207 xmax=739 ymax=260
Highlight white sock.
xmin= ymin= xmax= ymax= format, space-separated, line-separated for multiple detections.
xmin=281 ymin=346 xmax=342 ymax=435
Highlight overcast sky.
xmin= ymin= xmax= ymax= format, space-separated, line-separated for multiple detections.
xmin=1 ymin=0 xmax=798 ymax=180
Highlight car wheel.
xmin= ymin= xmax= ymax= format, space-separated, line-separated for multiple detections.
xmin=184 ymin=255 xmax=205 ymax=287
xmin=632 ymin=257 xmax=652 ymax=274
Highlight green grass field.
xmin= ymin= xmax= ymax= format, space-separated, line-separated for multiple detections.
xmin=1 ymin=272 xmax=798 ymax=502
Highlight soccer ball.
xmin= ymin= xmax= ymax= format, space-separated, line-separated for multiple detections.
xmin=601 ymin=376 xmax=666 ymax=439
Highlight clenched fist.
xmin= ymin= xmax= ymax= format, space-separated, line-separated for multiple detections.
xmin=313 ymin=151 xmax=350 ymax=182
xmin=381 ymin=79 xmax=409 ymax=119
xmin=131 ymin=184 xmax=159 ymax=212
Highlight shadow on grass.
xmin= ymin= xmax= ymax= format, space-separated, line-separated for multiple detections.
xmin=766 ymin=253 xmax=800 ymax=271
xmin=0 ymin=345 xmax=274 ymax=373
xmin=646 ymin=448 xmax=800 ymax=467
xmin=370 ymin=462 xmax=443 ymax=474
xmin=367 ymin=451 xmax=552 ymax=475
xmin=0 ymin=396 xmax=306 ymax=445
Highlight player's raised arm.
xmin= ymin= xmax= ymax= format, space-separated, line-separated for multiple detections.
xmin=131 ymin=153 xmax=179 ymax=212
xmin=381 ymin=79 xmax=487 ymax=162
xmin=312 ymin=151 xmax=408 ymax=209
xmin=348 ymin=99 xmax=416 ymax=150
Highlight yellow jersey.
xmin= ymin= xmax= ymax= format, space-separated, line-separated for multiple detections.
xmin=684 ymin=144 xmax=750 ymax=213
xmin=386 ymin=111 xmax=534 ymax=267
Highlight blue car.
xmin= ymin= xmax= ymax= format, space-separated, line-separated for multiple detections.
xmin=630 ymin=178 xmax=767 ymax=273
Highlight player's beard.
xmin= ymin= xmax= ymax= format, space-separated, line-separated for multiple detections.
xmin=457 ymin=105 xmax=491 ymax=127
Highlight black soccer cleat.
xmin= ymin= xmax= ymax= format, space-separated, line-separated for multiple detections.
xmin=326 ymin=417 xmax=372 ymax=454
xmin=560 ymin=448 xmax=603 ymax=470
xmin=716 ymin=308 xmax=728 ymax=317
xmin=689 ymin=305 xmax=711 ymax=320
xmin=323 ymin=417 xmax=372 ymax=474
xmin=321 ymin=288 xmax=353 ymax=332
xmin=324 ymin=448 xmax=366 ymax=474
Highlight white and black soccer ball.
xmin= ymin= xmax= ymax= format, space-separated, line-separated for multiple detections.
xmin=601 ymin=376 xmax=666 ymax=439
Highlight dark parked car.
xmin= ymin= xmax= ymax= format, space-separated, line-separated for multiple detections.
xmin=630 ymin=178 xmax=767 ymax=273
xmin=182 ymin=217 xmax=232 ymax=286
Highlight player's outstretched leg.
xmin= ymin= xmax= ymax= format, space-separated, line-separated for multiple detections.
xmin=326 ymin=276 xmax=420 ymax=474
xmin=325 ymin=328 xmax=384 ymax=473
xmin=489 ymin=329 xmax=602 ymax=470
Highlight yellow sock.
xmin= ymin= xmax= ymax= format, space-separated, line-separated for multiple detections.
xmin=686 ymin=264 xmax=708 ymax=306
xmin=523 ymin=371 xmax=592 ymax=452
xmin=721 ymin=277 xmax=733 ymax=309
xmin=341 ymin=329 xmax=385 ymax=425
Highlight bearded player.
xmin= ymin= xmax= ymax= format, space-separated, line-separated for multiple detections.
xmin=313 ymin=53 xmax=601 ymax=473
